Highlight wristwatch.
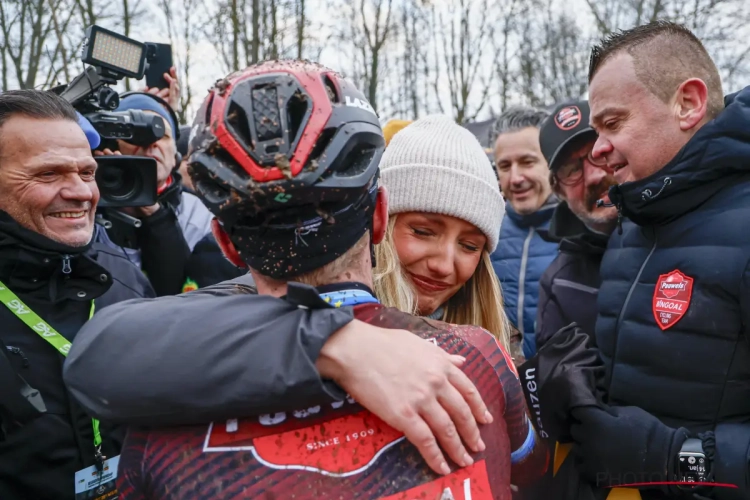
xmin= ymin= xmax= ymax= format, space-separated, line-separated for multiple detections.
xmin=677 ymin=438 xmax=708 ymax=485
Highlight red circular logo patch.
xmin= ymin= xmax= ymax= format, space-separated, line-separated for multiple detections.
xmin=555 ymin=106 xmax=582 ymax=131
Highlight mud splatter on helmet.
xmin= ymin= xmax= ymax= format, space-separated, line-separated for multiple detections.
xmin=188 ymin=60 xmax=384 ymax=278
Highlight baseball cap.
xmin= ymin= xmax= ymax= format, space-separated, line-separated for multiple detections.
xmin=540 ymin=100 xmax=596 ymax=171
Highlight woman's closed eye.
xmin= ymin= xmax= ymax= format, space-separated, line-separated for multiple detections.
xmin=410 ymin=226 xmax=433 ymax=236
xmin=460 ymin=241 xmax=481 ymax=252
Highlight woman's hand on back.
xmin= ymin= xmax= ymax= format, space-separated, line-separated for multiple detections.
xmin=316 ymin=320 xmax=492 ymax=476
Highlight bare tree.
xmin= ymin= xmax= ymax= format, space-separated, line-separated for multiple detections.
xmin=295 ymin=0 xmax=305 ymax=59
xmin=1 ymin=44 xmax=7 ymax=91
xmin=432 ymin=0 xmax=497 ymax=123
xmin=331 ymin=0 xmax=395 ymax=113
xmin=491 ymin=0 xmax=521 ymax=112
xmin=385 ymin=0 xmax=436 ymax=119
xmin=206 ymin=0 xmax=299 ymax=74
xmin=73 ymin=0 xmax=100 ymax=28
xmin=516 ymin=0 xmax=590 ymax=106
xmin=249 ymin=0 xmax=259 ymax=64
xmin=0 ymin=0 xmax=71 ymax=89
xmin=120 ymin=0 xmax=148 ymax=90
xmin=583 ymin=0 xmax=750 ymax=91
xmin=45 ymin=0 xmax=78 ymax=86
xmin=204 ymin=0 xmax=242 ymax=72
xmin=158 ymin=0 xmax=205 ymax=122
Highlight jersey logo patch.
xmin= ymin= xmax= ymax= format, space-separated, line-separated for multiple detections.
xmin=203 ymin=402 xmax=405 ymax=477
xmin=653 ymin=269 xmax=694 ymax=331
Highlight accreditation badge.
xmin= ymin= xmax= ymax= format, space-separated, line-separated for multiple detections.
xmin=74 ymin=455 xmax=119 ymax=500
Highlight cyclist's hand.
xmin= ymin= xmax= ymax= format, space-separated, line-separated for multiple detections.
xmin=316 ymin=320 xmax=492 ymax=476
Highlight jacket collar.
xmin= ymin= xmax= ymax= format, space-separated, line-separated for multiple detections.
xmin=609 ymin=85 xmax=750 ymax=226
xmin=505 ymin=195 xmax=559 ymax=228
xmin=314 ymin=282 xmax=375 ymax=296
xmin=547 ymin=202 xmax=609 ymax=255
xmin=0 ymin=211 xmax=112 ymax=303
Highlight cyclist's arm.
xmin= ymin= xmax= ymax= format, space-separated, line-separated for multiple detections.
xmin=64 ymin=276 xmax=353 ymax=425
xmin=64 ymin=279 xmax=493 ymax=477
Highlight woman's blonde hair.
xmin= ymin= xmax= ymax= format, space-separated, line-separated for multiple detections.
xmin=374 ymin=215 xmax=511 ymax=352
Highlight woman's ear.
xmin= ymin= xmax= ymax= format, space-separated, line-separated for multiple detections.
xmin=211 ymin=219 xmax=248 ymax=268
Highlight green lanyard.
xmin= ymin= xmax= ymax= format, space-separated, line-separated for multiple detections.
xmin=0 ymin=279 xmax=102 ymax=448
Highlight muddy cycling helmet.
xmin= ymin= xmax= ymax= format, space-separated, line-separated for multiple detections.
xmin=188 ymin=60 xmax=384 ymax=278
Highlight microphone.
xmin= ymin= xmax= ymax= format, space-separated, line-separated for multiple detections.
xmin=596 ymin=199 xmax=615 ymax=208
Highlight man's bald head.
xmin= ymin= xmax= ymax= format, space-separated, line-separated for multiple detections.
xmin=589 ymin=21 xmax=724 ymax=119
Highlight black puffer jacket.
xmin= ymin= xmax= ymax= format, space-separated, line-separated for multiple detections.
xmin=0 ymin=213 xmax=154 ymax=500
xmin=597 ymin=87 xmax=750 ymax=499
xmin=536 ymin=202 xmax=609 ymax=349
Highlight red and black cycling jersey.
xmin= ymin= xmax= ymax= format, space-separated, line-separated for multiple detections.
xmin=117 ymin=303 xmax=548 ymax=499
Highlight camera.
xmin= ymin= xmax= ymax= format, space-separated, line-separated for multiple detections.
xmin=54 ymin=25 xmax=173 ymax=208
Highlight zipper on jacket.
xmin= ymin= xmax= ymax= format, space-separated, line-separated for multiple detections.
xmin=614 ymin=198 xmax=624 ymax=235
xmin=606 ymin=230 xmax=657 ymax=390
xmin=517 ymin=227 xmax=535 ymax=335
xmin=6 ymin=346 xmax=30 ymax=367
xmin=61 ymin=255 xmax=72 ymax=274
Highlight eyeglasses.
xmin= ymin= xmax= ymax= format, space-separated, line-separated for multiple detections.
xmin=555 ymin=150 xmax=609 ymax=187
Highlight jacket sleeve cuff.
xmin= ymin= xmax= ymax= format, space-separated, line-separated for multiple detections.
xmin=712 ymin=423 xmax=750 ymax=499
xmin=286 ymin=282 xmax=355 ymax=402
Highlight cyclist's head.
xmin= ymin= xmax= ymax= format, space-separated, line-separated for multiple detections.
xmin=188 ymin=60 xmax=387 ymax=286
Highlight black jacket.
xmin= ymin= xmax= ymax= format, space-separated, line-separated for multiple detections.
xmin=98 ymin=182 xmax=243 ymax=295
xmin=535 ymin=202 xmax=609 ymax=350
xmin=182 ymin=232 xmax=245 ymax=292
xmin=63 ymin=275 xmax=356 ymax=425
xmin=0 ymin=213 xmax=154 ymax=500
xmin=596 ymin=87 xmax=750 ymax=498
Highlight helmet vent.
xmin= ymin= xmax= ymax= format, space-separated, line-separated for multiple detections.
xmin=251 ymin=85 xmax=283 ymax=141
xmin=287 ymin=90 xmax=309 ymax=145
xmin=323 ymin=75 xmax=339 ymax=103
xmin=204 ymin=93 xmax=215 ymax=123
xmin=227 ymin=101 xmax=254 ymax=150
xmin=304 ymin=128 xmax=336 ymax=169
xmin=319 ymin=143 xmax=377 ymax=182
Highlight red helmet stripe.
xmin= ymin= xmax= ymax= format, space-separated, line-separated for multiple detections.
xmin=210 ymin=65 xmax=333 ymax=183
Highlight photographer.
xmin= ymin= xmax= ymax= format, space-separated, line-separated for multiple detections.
xmin=0 ymin=89 xmax=154 ymax=499
xmin=94 ymin=77 xmax=226 ymax=295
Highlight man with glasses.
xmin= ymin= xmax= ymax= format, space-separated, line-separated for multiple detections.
xmin=535 ymin=100 xmax=617 ymax=349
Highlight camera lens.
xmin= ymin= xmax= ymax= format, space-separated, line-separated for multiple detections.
xmin=97 ymin=164 xmax=141 ymax=201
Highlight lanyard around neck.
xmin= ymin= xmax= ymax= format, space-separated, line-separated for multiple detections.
xmin=0 ymin=279 xmax=101 ymax=448
xmin=319 ymin=289 xmax=379 ymax=308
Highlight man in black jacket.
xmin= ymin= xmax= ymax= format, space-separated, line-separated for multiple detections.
xmin=566 ymin=21 xmax=750 ymax=499
xmin=535 ymin=101 xmax=617 ymax=349
xmin=0 ymin=90 xmax=156 ymax=499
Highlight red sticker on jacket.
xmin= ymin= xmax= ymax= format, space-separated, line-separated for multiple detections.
xmin=379 ymin=460 xmax=494 ymax=499
xmin=203 ymin=405 xmax=404 ymax=477
xmin=653 ymin=270 xmax=694 ymax=330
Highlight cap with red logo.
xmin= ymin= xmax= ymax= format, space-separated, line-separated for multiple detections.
xmin=540 ymin=100 xmax=596 ymax=172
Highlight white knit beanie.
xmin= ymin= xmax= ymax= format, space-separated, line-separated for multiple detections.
xmin=379 ymin=114 xmax=505 ymax=252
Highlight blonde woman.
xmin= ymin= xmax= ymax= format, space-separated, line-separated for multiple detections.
xmin=375 ymin=114 xmax=521 ymax=358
